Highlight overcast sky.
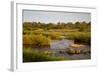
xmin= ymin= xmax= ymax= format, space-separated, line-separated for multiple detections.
xmin=23 ymin=10 xmax=91 ymax=23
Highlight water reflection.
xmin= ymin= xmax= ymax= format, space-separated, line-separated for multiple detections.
xmin=23 ymin=39 xmax=91 ymax=60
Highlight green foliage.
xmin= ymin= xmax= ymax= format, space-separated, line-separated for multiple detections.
xmin=23 ymin=21 xmax=90 ymax=31
xmin=32 ymin=34 xmax=51 ymax=47
xmin=23 ymin=21 xmax=91 ymax=46
xmin=23 ymin=21 xmax=91 ymax=62
xmin=23 ymin=48 xmax=70 ymax=62
xmin=23 ymin=35 xmax=33 ymax=44
xmin=23 ymin=34 xmax=51 ymax=47
xmin=49 ymin=32 xmax=63 ymax=40
xmin=66 ymin=32 xmax=91 ymax=45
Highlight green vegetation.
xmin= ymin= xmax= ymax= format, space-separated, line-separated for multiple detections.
xmin=65 ymin=32 xmax=91 ymax=45
xmin=23 ymin=48 xmax=70 ymax=62
xmin=23 ymin=21 xmax=91 ymax=46
xmin=23 ymin=21 xmax=91 ymax=62
xmin=23 ymin=34 xmax=51 ymax=47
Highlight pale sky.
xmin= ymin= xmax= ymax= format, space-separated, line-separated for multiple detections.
xmin=23 ymin=10 xmax=91 ymax=23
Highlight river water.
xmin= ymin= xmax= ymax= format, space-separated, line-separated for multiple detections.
xmin=24 ymin=39 xmax=91 ymax=60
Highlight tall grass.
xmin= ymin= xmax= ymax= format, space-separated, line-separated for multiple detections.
xmin=66 ymin=32 xmax=91 ymax=45
xmin=23 ymin=48 xmax=70 ymax=62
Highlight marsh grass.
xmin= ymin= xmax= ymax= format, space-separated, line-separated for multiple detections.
xmin=23 ymin=21 xmax=91 ymax=62
xmin=23 ymin=48 xmax=70 ymax=62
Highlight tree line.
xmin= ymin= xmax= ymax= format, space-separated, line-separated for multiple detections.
xmin=23 ymin=21 xmax=91 ymax=32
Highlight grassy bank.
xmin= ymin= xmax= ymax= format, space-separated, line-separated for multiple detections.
xmin=23 ymin=48 xmax=70 ymax=62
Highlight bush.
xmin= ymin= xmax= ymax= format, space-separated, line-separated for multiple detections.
xmin=66 ymin=32 xmax=91 ymax=45
xmin=73 ymin=32 xmax=91 ymax=45
xmin=49 ymin=32 xmax=63 ymax=40
xmin=23 ymin=35 xmax=33 ymax=44
xmin=23 ymin=34 xmax=51 ymax=47
xmin=32 ymin=34 xmax=51 ymax=47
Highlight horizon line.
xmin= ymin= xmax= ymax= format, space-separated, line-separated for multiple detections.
xmin=23 ymin=21 xmax=91 ymax=24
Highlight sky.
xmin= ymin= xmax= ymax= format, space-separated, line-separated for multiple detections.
xmin=23 ymin=10 xmax=91 ymax=23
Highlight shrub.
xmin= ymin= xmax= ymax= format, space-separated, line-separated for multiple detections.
xmin=49 ymin=32 xmax=63 ymax=40
xmin=66 ymin=32 xmax=91 ymax=45
xmin=23 ymin=35 xmax=33 ymax=44
xmin=74 ymin=32 xmax=91 ymax=45
xmin=32 ymin=34 xmax=51 ymax=47
xmin=23 ymin=34 xmax=51 ymax=47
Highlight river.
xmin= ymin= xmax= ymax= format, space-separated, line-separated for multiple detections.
xmin=23 ymin=39 xmax=91 ymax=60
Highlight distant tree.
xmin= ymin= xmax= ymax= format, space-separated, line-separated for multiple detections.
xmin=23 ymin=22 xmax=33 ymax=30
xmin=57 ymin=22 xmax=61 ymax=25
xmin=75 ymin=21 xmax=80 ymax=25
